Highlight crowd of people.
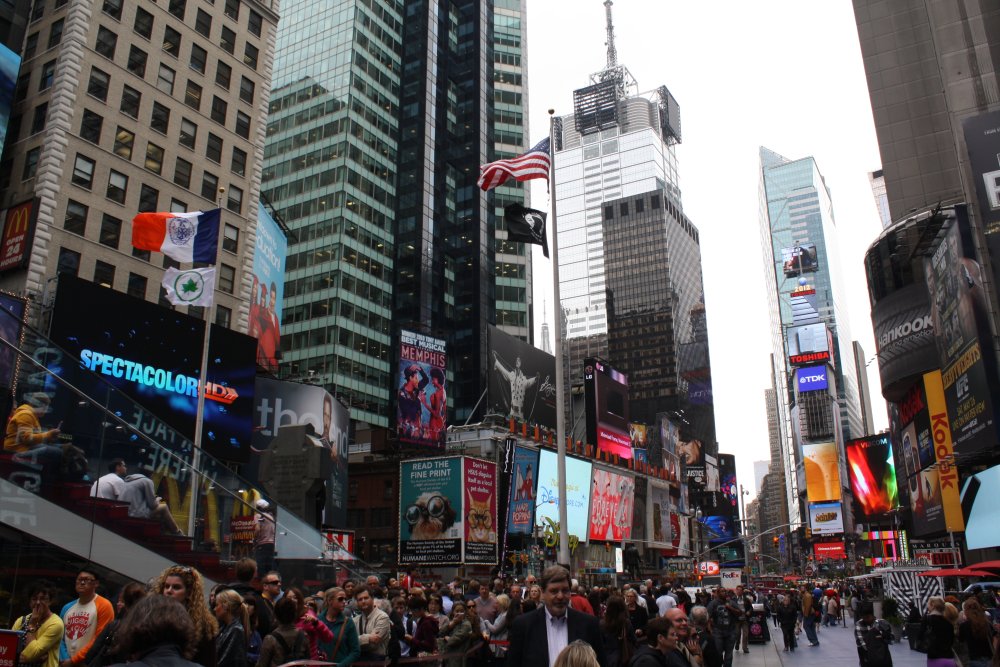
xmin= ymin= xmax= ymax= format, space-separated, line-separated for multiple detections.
xmin=11 ymin=563 xmax=1000 ymax=667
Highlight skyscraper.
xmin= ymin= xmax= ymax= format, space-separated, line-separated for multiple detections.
xmin=266 ymin=1 xmax=529 ymax=426
xmin=0 ymin=0 xmax=278 ymax=330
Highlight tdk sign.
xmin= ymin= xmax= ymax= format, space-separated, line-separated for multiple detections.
xmin=797 ymin=365 xmax=828 ymax=392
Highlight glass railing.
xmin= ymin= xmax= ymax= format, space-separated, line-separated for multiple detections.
xmin=0 ymin=302 xmax=379 ymax=596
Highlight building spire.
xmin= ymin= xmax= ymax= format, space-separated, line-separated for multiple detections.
xmin=541 ymin=299 xmax=553 ymax=355
xmin=604 ymin=0 xmax=617 ymax=69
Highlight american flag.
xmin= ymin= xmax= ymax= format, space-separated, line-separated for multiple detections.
xmin=477 ymin=137 xmax=551 ymax=191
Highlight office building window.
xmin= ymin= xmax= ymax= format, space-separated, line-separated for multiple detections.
xmin=94 ymin=260 xmax=115 ymax=288
xmin=201 ymin=171 xmax=218 ymax=199
xmin=170 ymin=198 xmax=187 ymax=212
xmin=95 ymin=26 xmax=117 ymax=58
xmin=57 ymin=248 xmax=81 ymax=277
xmin=134 ymin=7 xmax=153 ymax=39
xmin=120 ymin=85 xmax=140 ymax=118
xmin=247 ymin=9 xmax=262 ymax=36
xmin=64 ymin=200 xmax=88 ymax=235
xmin=29 ymin=0 xmax=43 ymax=21
xmin=163 ymin=26 xmax=181 ymax=57
xmin=174 ymin=157 xmax=192 ymax=188
xmin=88 ymin=67 xmax=110 ymax=101
xmin=126 ymin=45 xmax=147 ymax=77
xmin=156 ymin=64 xmax=175 ymax=94
xmin=132 ymin=246 xmax=151 ymax=261
xmin=235 ymin=111 xmax=250 ymax=138
xmin=226 ymin=185 xmax=242 ymax=214
xmin=24 ymin=33 xmax=37 ymax=60
xmin=239 ymin=76 xmax=254 ymax=103
xmin=22 ymin=148 xmax=39 ymax=180
xmin=206 ymin=132 xmax=222 ymax=163
xmin=150 ymin=102 xmax=170 ymax=134
xmin=220 ymin=26 xmax=235 ymax=54
xmin=189 ymin=44 xmax=206 ymax=73
xmin=47 ymin=19 xmax=63 ymax=48
xmin=179 ymin=118 xmax=196 ymax=148
xmin=106 ymin=170 xmax=127 ymax=203
xmin=216 ymin=61 xmax=232 ymax=89
xmin=222 ymin=223 xmax=238 ymax=253
xmin=127 ymin=273 xmax=147 ymax=299
xmin=139 ymin=184 xmax=158 ymax=211
xmin=224 ymin=0 xmax=239 ymax=20
xmin=184 ymin=80 xmax=201 ymax=110
xmin=145 ymin=142 xmax=164 ymax=174
xmin=14 ymin=73 xmax=27 ymax=101
xmin=651 ymin=195 xmax=660 ymax=209
xmin=102 ymin=0 xmax=123 ymax=20
xmin=79 ymin=109 xmax=102 ymax=144
xmin=195 ymin=9 xmax=212 ymax=37
xmin=113 ymin=127 xmax=135 ymax=159
xmin=210 ymin=96 xmax=227 ymax=124
xmin=230 ymin=147 xmax=246 ymax=176
xmin=30 ymin=103 xmax=47 ymax=134
xmin=5 ymin=115 xmax=18 ymax=144
xmin=99 ymin=214 xmax=122 ymax=248
xmin=72 ymin=154 xmax=95 ymax=188
xmin=168 ymin=0 xmax=186 ymax=20
xmin=218 ymin=264 xmax=235 ymax=293
xmin=39 ymin=60 xmax=55 ymax=90
xmin=215 ymin=305 xmax=231 ymax=328
xmin=243 ymin=43 xmax=258 ymax=69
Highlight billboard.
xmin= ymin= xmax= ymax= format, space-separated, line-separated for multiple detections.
xmin=802 ymin=442 xmax=841 ymax=503
xmin=463 ymin=457 xmax=497 ymax=564
xmin=922 ymin=371 xmax=964 ymax=532
xmin=908 ymin=465 xmax=946 ymax=536
xmin=718 ymin=453 xmax=739 ymax=519
xmin=703 ymin=514 xmax=735 ymax=543
xmin=845 ymin=434 xmax=899 ymax=516
xmin=584 ymin=358 xmax=631 ymax=459
xmin=251 ymin=377 xmax=349 ymax=527
xmin=487 ymin=325 xmax=557 ymax=429
xmin=248 ymin=202 xmax=287 ymax=372
xmin=0 ymin=42 xmax=19 ymax=152
xmin=962 ymin=110 xmax=1000 ymax=232
xmin=50 ymin=276 xmax=256 ymax=463
xmin=648 ymin=480 xmax=673 ymax=547
xmin=814 ymin=541 xmax=846 ymax=560
xmin=0 ymin=199 xmax=37 ymax=274
xmin=588 ymin=467 xmax=635 ymax=542
xmin=399 ymin=457 xmax=463 ymax=564
xmin=536 ymin=448 xmax=592 ymax=542
xmin=782 ymin=243 xmax=818 ymax=276
xmin=506 ymin=446 xmax=539 ymax=535
xmin=961 ymin=464 xmax=1000 ymax=550
xmin=796 ymin=366 xmax=829 ymax=393
xmin=787 ymin=323 xmax=829 ymax=357
xmin=871 ymin=283 xmax=938 ymax=394
xmin=925 ymin=207 xmax=999 ymax=456
xmin=809 ymin=501 xmax=845 ymax=535
xmin=0 ymin=292 xmax=26 ymax=390
xmin=396 ymin=330 xmax=447 ymax=449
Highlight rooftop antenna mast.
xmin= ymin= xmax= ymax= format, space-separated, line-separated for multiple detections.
xmin=592 ymin=0 xmax=636 ymax=98
xmin=604 ymin=0 xmax=617 ymax=69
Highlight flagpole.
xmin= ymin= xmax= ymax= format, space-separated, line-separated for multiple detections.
xmin=548 ymin=110 xmax=570 ymax=567
xmin=187 ymin=205 xmax=223 ymax=538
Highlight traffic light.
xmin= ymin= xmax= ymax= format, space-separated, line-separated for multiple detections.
xmin=773 ymin=535 xmax=779 ymax=544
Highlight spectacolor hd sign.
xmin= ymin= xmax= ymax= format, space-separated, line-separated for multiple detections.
xmin=797 ymin=366 xmax=828 ymax=393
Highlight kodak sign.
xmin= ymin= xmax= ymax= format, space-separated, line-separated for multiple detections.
xmin=923 ymin=370 xmax=965 ymax=531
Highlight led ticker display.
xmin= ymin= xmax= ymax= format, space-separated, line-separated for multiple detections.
xmin=846 ymin=434 xmax=899 ymax=516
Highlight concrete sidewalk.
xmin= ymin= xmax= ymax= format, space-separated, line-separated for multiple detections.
xmin=766 ymin=617 xmax=926 ymax=667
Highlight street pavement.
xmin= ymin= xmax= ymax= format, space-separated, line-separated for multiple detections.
xmin=731 ymin=617 xmax=926 ymax=667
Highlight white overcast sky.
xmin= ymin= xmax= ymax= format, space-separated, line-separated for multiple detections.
xmin=525 ymin=1 xmax=889 ymax=500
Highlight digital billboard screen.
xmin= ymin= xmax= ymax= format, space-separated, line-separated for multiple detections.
xmin=802 ymin=442 xmax=841 ymax=503
xmin=961 ymin=464 xmax=1000 ymax=550
xmin=506 ymin=446 xmax=539 ymax=535
xmin=845 ymin=434 xmax=899 ymax=516
xmin=537 ymin=448 xmax=592 ymax=543
xmin=588 ymin=467 xmax=635 ymax=542
xmin=487 ymin=325 xmax=556 ymax=430
xmin=584 ymin=357 xmax=631 ymax=459
xmin=796 ymin=366 xmax=829 ymax=393
xmin=787 ymin=323 xmax=829 ymax=357
xmin=0 ymin=292 xmax=25 ymax=389
xmin=396 ymin=329 xmax=447 ymax=449
xmin=648 ymin=480 xmax=673 ymax=547
xmin=782 ymin=243 xmax=818 ymax=277
xmin=809 ymin=501 xmax=845 ymax=535
xmin=718 ymin=453 xmax=739 ymax=519
xmin=248 ymin=202 xmax=287 ymax=372
xmin=49 ymin=276 xmax=256 ymax=463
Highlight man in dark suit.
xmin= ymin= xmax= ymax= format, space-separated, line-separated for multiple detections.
xmin=507 ymin=565 xmax=608 ymax=667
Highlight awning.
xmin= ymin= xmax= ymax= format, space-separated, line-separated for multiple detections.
xmin=918 ymin=567 xmax=995 ymax=577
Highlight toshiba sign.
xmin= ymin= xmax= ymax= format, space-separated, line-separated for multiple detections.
xmin=797 ymin=366 xmax=828 ymax=393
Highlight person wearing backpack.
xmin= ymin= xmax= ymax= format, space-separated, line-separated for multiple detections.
xmin=257 ymin=597 xmax=309 ymax=667
xmin=854 ymin=602 xmax=893 ymax=667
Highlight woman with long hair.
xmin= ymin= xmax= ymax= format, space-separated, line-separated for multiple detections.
xmin=437 ymin=601 xmax=474 ymax=667
xmin=285 ymin=587 xmax=333 ymax=659
xmin=85 ymin=582 xmax=146 ymax=667
xmin=600 ymin=595 xmax=635 ymax=667
xmin=959 ymin=598 xmax=994 ymax=667
xmin=482 ymin=594 xmax=511 ymax=661
xmin=108 ymin=596 xmax=201 ymax=667
xmin=242 ymin=594 xmax=262 ymax=667
xmin=214 ymin=589 xmax=250 ymax=667
xmin=153 ymin=565 xmax=219 ymax=667
xmin=919 ymin=597 xmax=956 ymax=667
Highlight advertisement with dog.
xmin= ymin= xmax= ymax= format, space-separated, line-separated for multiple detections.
xmin=399 ymin=456 xmax=462 ymax=564
xmin=463 ymin=457 xmax=497 ymax=564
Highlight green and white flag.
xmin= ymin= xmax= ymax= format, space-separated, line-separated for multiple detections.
xmin=162 ymin=267 xmax=215 ymax=307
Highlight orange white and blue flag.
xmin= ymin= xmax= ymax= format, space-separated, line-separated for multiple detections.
xmin=131 ymin=209 xmax=221 ymax=263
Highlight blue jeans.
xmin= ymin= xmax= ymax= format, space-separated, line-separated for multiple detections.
xmin=803 ymin=614 xmax=818 ymax=644
xmin=714 ymin=630 xmax=737 ymax=667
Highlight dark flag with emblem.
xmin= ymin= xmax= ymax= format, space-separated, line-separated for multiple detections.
xmin=504 ymin=203 xmax=549 ymax=258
